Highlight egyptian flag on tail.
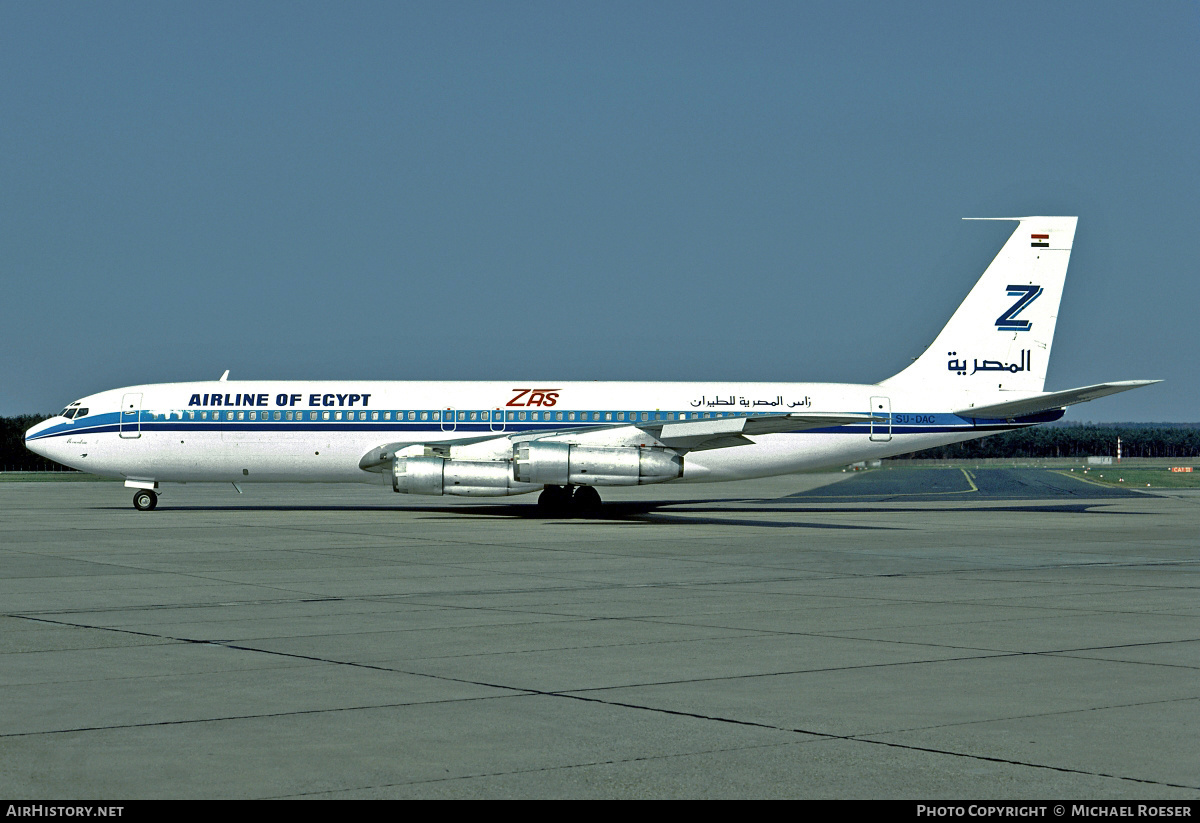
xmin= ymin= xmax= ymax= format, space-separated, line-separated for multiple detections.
xmin=1030 ymin=233 xmax=1050 ymax=248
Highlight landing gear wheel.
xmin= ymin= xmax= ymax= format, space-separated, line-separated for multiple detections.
xmin=537 ymin=485 xmax=572 ymax=515
xmin=132 ymin=489 xmax=158 ymax=511
xmin=571 ymin=485 xmax=602 ymax=515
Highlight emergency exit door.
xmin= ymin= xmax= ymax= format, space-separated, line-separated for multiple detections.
xmin=869 ymin=396 xmax=892 ymax=442
xmin=119 ymin=393 xmax=143 ymax=439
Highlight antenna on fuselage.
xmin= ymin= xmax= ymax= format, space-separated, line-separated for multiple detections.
xmin=219 ymin=370 xmax=229 ymax=381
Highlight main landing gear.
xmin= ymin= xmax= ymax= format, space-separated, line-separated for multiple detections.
xmin=132 ymin=489 xmax=158 ymax=511
xmin=537 ymin=484 xmax=602 ymax=516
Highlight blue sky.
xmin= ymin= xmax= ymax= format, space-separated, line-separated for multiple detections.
xmin=3 ymin=1 xmax=1196 ymax=421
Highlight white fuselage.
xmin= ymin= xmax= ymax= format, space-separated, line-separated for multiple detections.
xmin=25 ymin=379 xmax=1028 ymax=491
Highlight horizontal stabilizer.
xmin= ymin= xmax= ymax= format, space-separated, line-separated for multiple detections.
xmin=955 ymin=380 xmax=1161 ymax=420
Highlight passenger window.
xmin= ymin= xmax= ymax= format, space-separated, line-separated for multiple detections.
xmin=371 ymin=412 xmax=378 ymax=421
xmin=640 ymin=412 xmax=648 ymax=421
xmin=421 ymin=411 xmax=429 ymax=421
xmin=567 ymin=412 xmax=575 ymax=421
xmin=286 ymin=411 xmax=294 ymax=421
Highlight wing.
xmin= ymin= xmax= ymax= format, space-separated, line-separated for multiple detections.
xmin=359 ymin=411 xmax=881 ymax=470
xmin=638 ymin=412 xmax=882 ymax=451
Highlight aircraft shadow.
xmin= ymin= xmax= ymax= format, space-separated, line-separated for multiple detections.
xmin=125 ymin=495 xmax=1145 ymax=527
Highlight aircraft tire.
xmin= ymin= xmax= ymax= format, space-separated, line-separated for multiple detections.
xmin=537 ymin=485 xmax=572 ymax=515
xmin=571 ymin=485 xmax=602 ymax=514
xmin=133 ymin=489 xmax=158 ymax=511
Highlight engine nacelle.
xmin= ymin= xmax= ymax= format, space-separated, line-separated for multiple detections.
xmin=513 ymin=442 xmax=683 ymax=486
xmin=392 ymin=457 xmax=540 ymax=497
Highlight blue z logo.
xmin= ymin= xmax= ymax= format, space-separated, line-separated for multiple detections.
xmin=995 ymin=285 xmax=1042 ymax=332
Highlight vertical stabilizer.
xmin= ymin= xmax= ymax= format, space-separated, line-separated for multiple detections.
xmin=880 ymin=217 xmax=1077 ymax=395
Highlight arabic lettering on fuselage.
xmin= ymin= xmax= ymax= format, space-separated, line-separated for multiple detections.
xmin=946 ymin=350 xmax=1031 ymax=376
xmin=690 ymin=395 xmax=812 ymax=409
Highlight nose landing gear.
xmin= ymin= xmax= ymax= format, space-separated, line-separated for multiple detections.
xmin=132 ymin=489 xmax=158 ymax=511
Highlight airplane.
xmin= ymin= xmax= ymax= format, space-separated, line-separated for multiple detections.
xmin=25 ymin=216 xmax=1158 ymax=513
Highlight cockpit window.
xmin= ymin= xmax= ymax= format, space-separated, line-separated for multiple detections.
xmin=61 ymin=402 xmax=85 ymax=419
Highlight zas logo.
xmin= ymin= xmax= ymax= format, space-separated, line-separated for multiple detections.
xmin=995 ymin=285 xmax=1042 ymax=332
xmin=507 ymin=388 xmax=560 ymax=407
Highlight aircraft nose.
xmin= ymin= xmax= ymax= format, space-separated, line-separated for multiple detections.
xmin=24 ymin=417 xmax=62 ymax=460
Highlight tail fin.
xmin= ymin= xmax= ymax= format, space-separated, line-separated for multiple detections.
xmin=880 ymin=216 xmax=1078 ymax=394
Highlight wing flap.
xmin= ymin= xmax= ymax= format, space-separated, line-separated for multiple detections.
xmin=647 ymin=412 xmax=881 ymax=450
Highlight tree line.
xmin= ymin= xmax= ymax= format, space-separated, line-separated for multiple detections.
xmin=1 ymin=415 xmax=70 ymax=471
xmin=2 ymin=415 xmax=1198 ymax=472
xmin=897 ymin=422 xmax=1200 ymax=460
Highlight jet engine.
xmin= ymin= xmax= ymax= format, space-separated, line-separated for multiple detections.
xmin=513 ymin=442 xmax=682 ymax=486
xmin=391 ymin=457 xmax=540 ymax=497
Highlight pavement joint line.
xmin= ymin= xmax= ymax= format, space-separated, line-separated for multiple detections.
xmin=5 ymin=611 xmax=1069 ymax=693
xmin=11 ymin=603 xmax=1198 ymax=671
xmin=0 ymin=693 xmax=527 ymax=740
xmin=20 ymin=611 xmax=1183 ymax=728
xmin=866 ymin=695 xmax=1200 ymax=738
xmin=547 ymin=693 xmax=1200 ymax=792
xmin=6 ymin=574 xmax=1190 ymax=620
xmin=23 ymin=611 xmax=1193 ymax=793
xmin=2 ymin=611 xmax=782 ymax=667
xmin=629 ymin=617 xmax=1200 ymax=661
